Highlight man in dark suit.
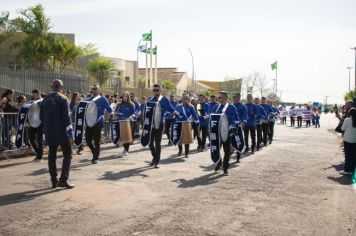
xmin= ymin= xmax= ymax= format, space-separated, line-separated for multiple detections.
xmin=41 ymin=79 xmax=75 ymax=189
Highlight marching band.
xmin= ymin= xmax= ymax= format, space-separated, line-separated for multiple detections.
xmin=16 ymin=80 xmax=280 ymax=188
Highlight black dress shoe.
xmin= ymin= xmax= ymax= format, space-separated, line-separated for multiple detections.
xmin=58 ymin=181 xmax=75 ymax=189
xmin=244 ymin=149 xmax=249 ymax=154
xmin=154 ymin=164 xmax=160 ymax=169
xmin=177 ymin=151 xmax=182 ymax=156
xmin=149 ymin=162 xmax=155 ymax=167
xmin=91 ymin=159 xmax=97 ymax=164
xmin=184 ymin=155 xmax=189 ymax=158
xmin=52 ymin=181 xmax=58 ymax=189
xmin=223 ymin=170 xmax=229 ymax=176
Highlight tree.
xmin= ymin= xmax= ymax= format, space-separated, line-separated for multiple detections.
xmin=19 ymin=36 xmax=52 ymax=70
xmin=255 ymin=72 xmax=272 ymax=98
xmin=344 ymin=89 xmax=356 ymax=101
xmin=241 ymin=73 xmax=257 ymax=97
xmin=11 ymin=4 xmax=51 ymax=37
xmin=220 ymin=76 xmax=242 ymax=97
xmin=87 ymin=57 xmax=114 ymax=87
xmin=79 ymin=43 xmax=98 ymax=56
xmin=266 ymin=92 xmax=281 ymax=104
xmin=161 ymin=79 xmax=176 ymax=90
xmin=50 ymin=35 xmax=83 ymax=71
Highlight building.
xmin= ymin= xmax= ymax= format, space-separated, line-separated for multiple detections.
xmin=138 ymin=67 xmax=215 ymax=95
xmin=198 ymin=79 xmax=242 ymax=96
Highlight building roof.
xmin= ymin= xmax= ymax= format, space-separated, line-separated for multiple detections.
xmin=138 ymin=67 xmax=187 ymax=84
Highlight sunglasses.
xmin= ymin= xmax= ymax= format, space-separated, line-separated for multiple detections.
xmin=153 ymin=89 xmax=160 ymax=92
xmin=218 ymin=96 xmax=224 ymax=99
xmin=91 ymin=88 xmax=98 ymax=91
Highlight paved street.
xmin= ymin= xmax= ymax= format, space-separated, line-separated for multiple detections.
xmin=0 ymin=113 xmax=355 ymax=236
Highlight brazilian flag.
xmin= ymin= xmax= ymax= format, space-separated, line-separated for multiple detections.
xmin=271 ymin=61 xmax=277 ymax=70
xmin=142 ymin=32 xmax=152 ymax=41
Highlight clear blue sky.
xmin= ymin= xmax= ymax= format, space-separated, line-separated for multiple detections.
xmin=3 ymin=0 xmax=356 ymax=103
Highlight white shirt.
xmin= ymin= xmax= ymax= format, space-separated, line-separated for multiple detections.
xmin=341 ymin=117 xmax=356 ymax=143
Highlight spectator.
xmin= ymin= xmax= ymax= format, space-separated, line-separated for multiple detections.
xmin=1 ymin=89 xmax=19 ymax=149
xmin=314 ymin=109 xmax=321 ymax=128
xmin=339 ymin=108 xmax=356 ymax=175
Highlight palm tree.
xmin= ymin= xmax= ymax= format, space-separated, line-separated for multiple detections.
xmin=11 ymin=4 xmax=50 ymax=37
xmin=19 ymin=36 xmax=52 ymax=70
xmin=87 ymin=57 xmax=114 ymax=87
xmin=50 ymin=35 xmax=83 ymax=71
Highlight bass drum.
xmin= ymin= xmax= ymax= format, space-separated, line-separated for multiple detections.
xmin=85 ymin=101 xmax=98 ymax=127
xmin=28 ymin=101 xmax=42 ymax=128
xmin=219 ymin=113 xmax=229 ymax=142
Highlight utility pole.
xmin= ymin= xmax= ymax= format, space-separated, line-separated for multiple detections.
xmin=347 ymin=66 xmax=353 ymax=92
xmin=350 ymin=47 xmax=356 ymax=90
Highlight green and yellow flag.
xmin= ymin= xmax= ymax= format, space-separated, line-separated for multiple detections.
xmin=142 ymin=32 xmax=152 ymax=41
xmin=271 ymin=61 xmax=277 ymax=70
xmin=146 ymin=46 xmax=157 ymax=55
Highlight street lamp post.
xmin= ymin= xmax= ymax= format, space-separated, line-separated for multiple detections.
xmin=188 ymin=48 xmax=195 ymax=91
xmin=350 ymin=47 xmax=356 ymax=90
xmin=347 ymin=66 xmax=353 ymax=92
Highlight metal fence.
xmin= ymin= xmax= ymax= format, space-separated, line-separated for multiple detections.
xmin=0 ymin=112 xmax=18 ymax=150
xmin=0 ymin=66 xmax=90 ymax=96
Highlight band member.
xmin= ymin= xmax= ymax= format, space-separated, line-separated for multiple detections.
xmin=254 ymin=97 xmax=267 ymax=151
xmin=232 ymin=93 xmax=247 ymax=125
xmin=164 ymin=94 xmax=178 ymax=145
xmin=232 ymin=92 xmax=247 ymax=160
xmin=197 ymin=94 xmax=209 ymax=152
xmin=115 ymin=91 xmax=136 ymax=156
xmin=130 ymin=92 xmax=141 ymax=141
xmin=244 ymin=94 xmax=258 ymax=154
xmin=208 ymin=94 xmax=218 ymax=114
xmin=214 ymin=91 xmax=239 ymax=176
xmin=175 ymin=93 xmax=200 ymax=158
xmin=70 ymin=92 xmax=84 ymax=155
xmin=147 ymin=84 xmax=177 ymax=168
xmin=29 ymin=89 xmax=44 ymax=162
xmin=260 ymin=97 xmax=272 ymax=146
xmin=86 ymin=85 xmax=113 ymax=164
xmin=268 ymin=100 xmax=278 ymax=144
xmin=40 ymin=80 xmax=74 ymax=189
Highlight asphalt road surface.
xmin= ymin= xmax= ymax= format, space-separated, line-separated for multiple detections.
xmin=0 ymin=113 xmax=355 ymax=236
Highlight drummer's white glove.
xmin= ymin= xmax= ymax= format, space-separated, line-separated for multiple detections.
xmin=129 ymin=115 xmax=135 ymax=121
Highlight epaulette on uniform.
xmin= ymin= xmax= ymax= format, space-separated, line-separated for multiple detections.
xmin=58 ymin=93 xmax=68 ymax=100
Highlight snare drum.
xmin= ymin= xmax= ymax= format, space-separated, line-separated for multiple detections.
xmin=120 ymin=120 xmax=133 ymax=144
xmin=179 ymin=121 xmax=193 ymax=144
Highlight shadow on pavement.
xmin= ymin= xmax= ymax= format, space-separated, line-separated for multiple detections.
xmin=98 ymin=166 xmax=151 ymax=181
xmin=327 ymin=176 xmax=352 ymax=185
xmin=0 ymin=160 xmax=34 ymax=169
xmin=324 ymin=163 xmax=344 ymax=171
xmin=172 ymin=172 xmax=223 ymax=188
xmin=0 ymin=188 xmax=62 ymax=207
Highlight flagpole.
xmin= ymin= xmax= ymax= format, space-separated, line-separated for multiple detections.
xmin=136 ymin=39 xmax=142 ymax=88
xmin=149 ymin=30 xmax=153 ymax=88
xmin=145 ymin=42 xmax=148 ymax=88
xmin=155 ymin=45 xmax=158 ymax=84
